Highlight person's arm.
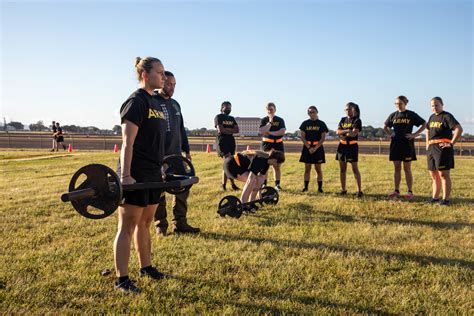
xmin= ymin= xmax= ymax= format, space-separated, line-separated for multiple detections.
xmin=447 ymin=125 xmax=463 ymax=146
xmin=347 ymin=128 xmax=359 ymax=137
xmin=120 ymin=120 xmax=138 ymax=184
xmin=241 ymin=172 xmax=258 ymax=203
xmin=315 ymin=132 xmax=327 ymax=150
xmin=179 ymin=113 xmax=190 ymax=156
xmin=406 ymin=123 xmax=426 ymax=140
xmin=300 ymin=131 xmax=309 ymax=148
xmin=259 ymin=124 xmax=271 ymax=135
xmin=383 ymin=125 xmax=392 ymax=137
xmin=267 ymin=128 xmax=286 ymax=136
xmin=425 ymin=128 xmax=430 ymax=150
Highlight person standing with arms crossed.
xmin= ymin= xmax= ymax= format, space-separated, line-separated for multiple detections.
xmin=114 ymin=57 xmax=167 ymax=294
xmin=336 ymin=102 xmax=363 ymax=197
xmin=214 ymin=101 xmax=240 ymax=191
xmin=154 ymin=71 xmax=200 ymax=235
xmin=259 ymin=102 xmax=286 ymax=191
xmin=425 ymin=97 xmax=463 ymax=206
xmin=383 ymin=95 xmax=425 ymax=200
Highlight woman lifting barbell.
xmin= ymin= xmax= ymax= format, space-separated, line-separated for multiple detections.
xmin=114 ymin=56 xmax=167 ymax=294
xmin=223 ymin=150 xmax=285 ymax=207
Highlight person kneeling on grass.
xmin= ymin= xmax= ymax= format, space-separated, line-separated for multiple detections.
xmin=223 ymin=150 xmax=285 ymax=209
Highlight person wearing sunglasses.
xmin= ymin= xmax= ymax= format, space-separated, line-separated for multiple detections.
xmin=299 ymin=106 xmax=328 ymax=193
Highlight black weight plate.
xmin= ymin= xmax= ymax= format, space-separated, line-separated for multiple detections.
xmin=217 ymin=195 xmax=242 ymax=218
xmin=162 ymin=155 xmax=196 ymax=194
xmin=68 ymin=164 xmax=121 ymax=219
xmin=260 ymin=186 xmax=279 ymax=205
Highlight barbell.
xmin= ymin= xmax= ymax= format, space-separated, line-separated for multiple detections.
xmin=217 ymin=186 xmax=279 ymax=218
xmin=61 ymin=155 xmax=199 ymax=220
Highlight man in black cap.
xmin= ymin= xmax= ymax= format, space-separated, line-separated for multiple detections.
xmin=153 ymin=71 xmax=200 ymax=235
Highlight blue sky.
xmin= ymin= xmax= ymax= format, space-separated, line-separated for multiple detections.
xmin=1 ymin=0 xmax=473 ymax=133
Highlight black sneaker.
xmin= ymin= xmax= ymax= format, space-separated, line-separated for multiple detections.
xmin=426 ymin=198 xmax=440 ymax=204
xmin=231 ymin=184 xmax=240 ymax=191
xmin=174 ymin=222 xmax=201 ymax=234
xmin=139 ymin=266 xmax=166 ymax=280
xmin=115 ymin=279 xmax=141 ymax=294
xmin=275 ymin=184 xmax=282 ymax=191
xmin=338 ymin=190 xmax=347 ymax=195
xmin=356 ymin=191 xmax=363 ymax=198
xmin=156 ymin=226 xmax=168 ymax=237
xmin=318 ymin=188 xmax=324 ymax=193
xmin=439 ymin=199 xmax=451 ymax=206
xmin=301 ymin=188 xmax=308 ymax=192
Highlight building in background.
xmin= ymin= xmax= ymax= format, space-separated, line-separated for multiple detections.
xmin=235 ymin=117 xmax=260 ymax=136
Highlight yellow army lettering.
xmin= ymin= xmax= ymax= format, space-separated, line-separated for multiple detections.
xmin=341 ymin=123 xmax=352 ymax=129
xmin=223 ymin=120 xmax=234 ymax=125
xmin=393 ymin=118 xmax=411 ymax=124
xmin=148 ymin=108 xmax=165 ymax=119
xmin=429 ymin=122 xmax=443 ymax=128
xmin=306 ymin=126 xmax=320 ymax=131
xmin=272 ymin=122 xmax=280 ymax=127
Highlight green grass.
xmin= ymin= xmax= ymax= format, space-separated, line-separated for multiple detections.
xmin=1 ymin=150 xmax=473 ymax=314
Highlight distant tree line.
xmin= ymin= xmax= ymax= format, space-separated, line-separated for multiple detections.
xmin=3 ymin=120 xmax=474 ymax=140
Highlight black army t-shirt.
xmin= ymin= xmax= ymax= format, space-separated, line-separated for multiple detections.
xmin=384 ymin=110 xmax=425 ymax=140
xmin=427 ymin=111 xmax=459 ymax=140
xmin=338 ymin=117 xmax=362 ymax=141
xmin=120 ymin=88 xmax=167 ymax=168
xmin=214 ymin=113 xmax=238 ymax=144
xmin=235 ymin=154 xmax=270 ymax=176
xmin=299 ymin=119 xmax=329 ymax=142
xmin=260 ymin=116 xmax=286 ymax=141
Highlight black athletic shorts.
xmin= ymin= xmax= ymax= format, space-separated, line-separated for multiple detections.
xmin=261 ymin=141 xmax=284 ymax=152
xmin=217 ymin=139 xmax=236 ymax=158
xmin=223 ymin=155 xmax=246 ymax=180
xmin=56 ymin=136 xmax=64 ymax=142
xmin=427 ymin=144 xmax=454 ymax=171
xmin=300 ymin=146 xmax=325 ymax=164
xmin=117 ymin=164 xmax=164 ymax=207
xmin=336 ymin=143 xmax=358 ymax=162
xmin=389 ymin=139 xmax=417 ymax=162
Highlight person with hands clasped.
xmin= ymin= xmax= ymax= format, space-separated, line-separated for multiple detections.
xmin=259 ymin=102 xmax=286 ymax=191
xmin=299 ymin=106 xmax=328 ymax=193
xmin=425 ymin=97 xmax=463 ymax=206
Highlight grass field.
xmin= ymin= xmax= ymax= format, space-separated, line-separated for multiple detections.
xmin=1 ymin=150 xmax=473 ymax=314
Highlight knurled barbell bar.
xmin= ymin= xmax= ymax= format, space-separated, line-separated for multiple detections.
xmin=60 ymin=155 xmax=199 ymax=220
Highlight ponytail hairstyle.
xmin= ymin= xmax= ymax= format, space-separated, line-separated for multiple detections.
xmin=347 ymin=102 xmax=360 ymax=119
xmin=241 ymin=150 xmax=268 ymax=159
xmin=431 ymin=96 xmax=444 ymax=106
xmin=135 ymin=56 xmax=162 ymax=82
xmin=397 ymin=95 xmax=409 ymax=105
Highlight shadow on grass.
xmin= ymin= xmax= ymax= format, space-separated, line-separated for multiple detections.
xmin=316 ymin=210 xmax=474 ymax=231
xmin=199 ymin=232 xmax=474 ymax=270
xmin=168 ymin=275 xmax=391 ymax=314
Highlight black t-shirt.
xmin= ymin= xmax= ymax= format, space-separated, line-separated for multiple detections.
xmin=235 ymin=153 xmax=270 ymax=176
xmin=120 ymin=88 xmax=167 ymax=168
xmin=260 ymin=116 xmax=286 ymax=141
xmin=299 ymin=119 xmax=328 ymax=142
xmin=384 ymin=110 xmax=425 ymax=140
xmin=57 ymin=127 xmax=63 ymax=135
xmin=337 ymin=116 xmax=362 ymax=141
xmin=214 ymin=113 xmax=238 ymax=144
xmin=427 ymin=111 xmax=460 ymax=140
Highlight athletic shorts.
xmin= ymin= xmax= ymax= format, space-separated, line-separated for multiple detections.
xmin=56 ymin=136 xmax=64 ymax=142
xmin=261 ymin=141 xmax=284 ymax=152
xmin=427 ymin=144 xmax=454 ymax=171
xmin=217 ymin=139 xmax=236 ymax=158
xmin=336 ymin=143 xmax=358 ymax=162
xmin=223 ymin=155 xmax=246 ymax=180
xmin=299 ymin=145 xmax=325 ymax=164
xmin=117 ymin=164 xmax=164 ymax=207
xmin=389 ymin=139 xmax=416 ymax=161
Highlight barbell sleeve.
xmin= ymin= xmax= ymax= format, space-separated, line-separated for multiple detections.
xmin=61 ymin=188 xmax=97 ymax=202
